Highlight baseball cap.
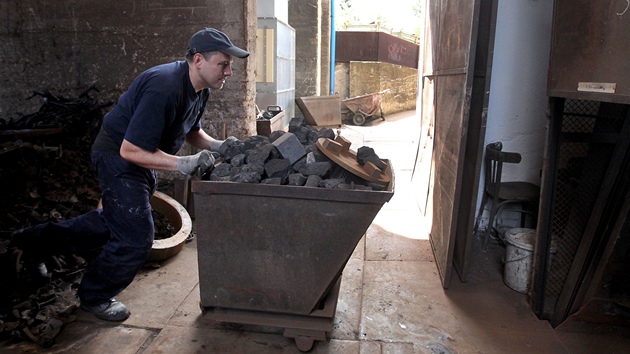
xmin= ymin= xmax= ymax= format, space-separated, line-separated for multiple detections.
xmin=187 ymin=28 xmax=250 ymax=58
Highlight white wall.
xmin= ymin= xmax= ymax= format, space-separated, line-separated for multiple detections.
xmin=478 ymin=0 xmax=554 ymax=226
xmin=485 ymin=0 xmax=554 ymax=182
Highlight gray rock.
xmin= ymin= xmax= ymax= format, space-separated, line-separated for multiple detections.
xmin=211 ymin=163 xmax=233 ymax=178
xmin=272 ymin=132 xmax=307 ymax=164
xmin=288 ymin=173 xmax=307 ymax=186
xmin=230 ymin=153 xmax=246 ymax=167
xmin=319 ymin=178 xmax=345 ymax=189
xmin=265 ymin=158 xmax=292 ymax=179
xmin=269 ymin=130 xmax=285 ymax=143
xmin=305 ymin=175 xmax=322 ymax=187
xmin=297 ymin=161 xmax=332 ymax=177
xmin=246 ymin=143 xmax=274 ymax=165
xmin=261 ymin=177 xmax=283 ymax=185
xmin=230 ymin=164 xmax=262 ymax=183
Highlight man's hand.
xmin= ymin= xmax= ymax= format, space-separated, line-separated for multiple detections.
xmin=176 ymin=150 xmax=215 ymax=175
xmin=218 ymin=136 xmax=239 ymax=156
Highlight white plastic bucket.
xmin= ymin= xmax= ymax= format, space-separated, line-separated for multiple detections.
xmin=503 ymin=228 xmax=536 ymax=293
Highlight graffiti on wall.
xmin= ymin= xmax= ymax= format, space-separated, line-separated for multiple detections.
xmin=388 ymin=43 xmax=410 ymax=63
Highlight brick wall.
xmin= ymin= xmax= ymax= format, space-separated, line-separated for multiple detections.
xmin=0 ymin=0 xmax=257 ymax=140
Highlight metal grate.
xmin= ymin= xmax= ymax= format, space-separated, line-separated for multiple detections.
xmin=543 ymin=99 xmax=626 ymax=315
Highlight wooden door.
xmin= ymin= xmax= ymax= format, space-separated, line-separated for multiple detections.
xmin=418 ymin=0 xmax=493 ymax=287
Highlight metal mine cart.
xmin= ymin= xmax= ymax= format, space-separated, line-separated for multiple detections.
xmin=191 ymin=163 xmax=394 ymax=351
xmin=295 ymin=95 xmax=343 ymax=127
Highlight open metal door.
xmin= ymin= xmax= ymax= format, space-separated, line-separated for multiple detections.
xmin=419 ymin=0 xmax=485 ymax=288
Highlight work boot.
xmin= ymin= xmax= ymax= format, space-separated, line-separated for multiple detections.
xmin=80 ymin=298 xmax=130 ymax=322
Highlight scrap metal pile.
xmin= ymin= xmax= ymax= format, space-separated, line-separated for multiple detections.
xmin=0 ymin=88 xmax=111 ymax=347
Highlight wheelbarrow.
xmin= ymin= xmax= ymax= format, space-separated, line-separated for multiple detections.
xmin=342 ymin=89 xmax=390 ymax=126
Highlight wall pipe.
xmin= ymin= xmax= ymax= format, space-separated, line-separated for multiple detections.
xmin=330 ymin=0 xmax=336 ymax=95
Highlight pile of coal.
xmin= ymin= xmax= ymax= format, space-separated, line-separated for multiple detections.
xmin=204 ymin=117 xmax=386 ymax=190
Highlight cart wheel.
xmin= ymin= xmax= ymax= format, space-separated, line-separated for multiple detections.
xmin=352 ymin=113 xmax=366 ymax=126
xmin=294 ymin=337 xmax=315 ymax=352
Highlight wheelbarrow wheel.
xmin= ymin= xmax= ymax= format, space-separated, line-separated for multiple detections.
xmin=352 ymin=112 xmax=366 ymax=126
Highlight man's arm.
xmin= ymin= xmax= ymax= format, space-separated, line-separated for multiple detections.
xmin=185 ymin=129 xmax=224 ymax=152
xmin=120 ymin=138 xmax=215 ymax=176
xmin=120 ymin=139 xmax=179 ymax=171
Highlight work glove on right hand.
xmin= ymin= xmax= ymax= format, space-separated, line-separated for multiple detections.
xmin=176 ymin=150 xmax=215 ymax=176
xmin=218 ymin=136 xmax=239 ymax=156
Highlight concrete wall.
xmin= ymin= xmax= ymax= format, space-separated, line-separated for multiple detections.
xmin=335 ymin=61 xmax=417 ymax=116
xmin=319 ymin=0 xmax=331 ymax=95
xmin=288 ymin=0 xmax=330 ymax=99
xmin=0 ymin=0 xmax=257 ymax=141
xmin=334 ymin=63 xmax=351 ymax=98
xmin=288 ymin=0 xmax=320 ymax=98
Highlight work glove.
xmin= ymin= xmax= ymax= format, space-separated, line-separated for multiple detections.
xmin=218 ymin=136 xmax=239 ymax=156
xmin=176 ymin=150 xmax=215 ymax=176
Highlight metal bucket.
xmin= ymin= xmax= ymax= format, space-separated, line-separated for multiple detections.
xmin=503 ymin=228 xmax=536 ymax=293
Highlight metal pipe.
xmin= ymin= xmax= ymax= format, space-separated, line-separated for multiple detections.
xmin=330 ymin=0 xmax=336 ymax=95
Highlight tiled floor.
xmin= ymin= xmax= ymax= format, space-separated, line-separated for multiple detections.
xmin=4 ymin=111 xmax=630 ymax=353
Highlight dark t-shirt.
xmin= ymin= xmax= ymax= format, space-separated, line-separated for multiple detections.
xmin=94 ymin=60 xmax=209 ymax=155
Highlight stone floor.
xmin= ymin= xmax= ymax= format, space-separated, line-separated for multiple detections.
xmin=3 ymin=111 xmax=630 ymax=353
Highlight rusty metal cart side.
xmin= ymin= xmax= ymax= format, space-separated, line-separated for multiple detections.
xmin=341 ymin=89 xmax=390 ymax=126
xmin=295 ymin=95 xmax=342 ymax=126
xmin=191 ymin=165 xmax=394 ymax=351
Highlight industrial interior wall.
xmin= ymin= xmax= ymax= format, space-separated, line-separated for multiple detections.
xmin=319 ymin=0 xmax=331 ymax=95
xmin=0 ymin=0 xmax=257 ymax=141
xmin=347 ymin=61 xmax=418 ymax=115
xmin=289 ymin=0 xmax=321 ymax=98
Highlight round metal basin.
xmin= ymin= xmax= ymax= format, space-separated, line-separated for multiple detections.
xmin=147 ymin=191 xmax=192 ymax=262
